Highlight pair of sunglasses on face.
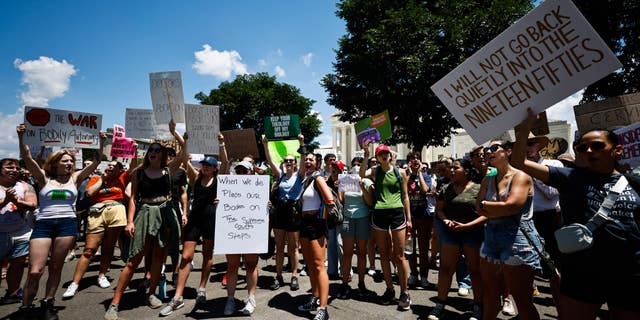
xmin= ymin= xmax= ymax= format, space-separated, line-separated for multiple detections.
xmin=148 ymin=146 xmax=163 ymax=153
xmin=575 ymin=141 xmax=607 ymax=153
xmin=483 ymin=144 xmax=504 ymax=153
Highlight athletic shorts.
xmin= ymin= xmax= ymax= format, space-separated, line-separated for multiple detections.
xmin=183 ymin=216 xmax=215 ymax=242
xmin=299 ymin=215 xmax=327 ymax=240
xmin=272 ymin=200 xmax=301 ymax=232
xmin=87 ymin=202 xmax=126 ymax=234
xmin=371 ymin=208 xmax=406 ymax=231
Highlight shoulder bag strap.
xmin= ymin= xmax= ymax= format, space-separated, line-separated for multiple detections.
xmin=585 ymin=175 xmax=628 ymax=231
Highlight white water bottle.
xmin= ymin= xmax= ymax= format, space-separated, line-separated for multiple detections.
xmin=404 ymin=232 xmax=414 ymax=255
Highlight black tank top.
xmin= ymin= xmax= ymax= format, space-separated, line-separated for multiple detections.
xmin=137 ymin=168 xmax=172 ymax=199
xmin=191 ymin=176 xmax=218 ymax=219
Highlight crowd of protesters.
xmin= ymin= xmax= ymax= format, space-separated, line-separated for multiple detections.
xmin=1 ymin=111 xmax=639 ymax=320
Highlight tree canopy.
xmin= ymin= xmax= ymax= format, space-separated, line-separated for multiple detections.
xmin=195 ymin=73 xmax=321 ymax=159
xmin=321 ymin=0 xmax=534 ymax=150
xmin=574 ymin=0 xmax=639 ymax=103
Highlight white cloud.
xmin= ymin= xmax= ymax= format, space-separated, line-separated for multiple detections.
xmin=258 ymin=59 xmax=267 ymax=67
xmin=0 ymin=107 xmax=25 ymax=159
xmin=192 ymin=44 xmax=248 ymax=79
xmin=302 ymin=52 xmax=314 ymax=66
xmin=546 ymin=90 xmax=584 ymax=136
xmin=274 ymin=65 xmax=286 ymax=77
xmin=14 ymin=56 xmax=77 ymax=107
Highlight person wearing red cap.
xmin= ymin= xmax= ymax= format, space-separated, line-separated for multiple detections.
xmin=359 ymin=144 xmax=412 ymax=310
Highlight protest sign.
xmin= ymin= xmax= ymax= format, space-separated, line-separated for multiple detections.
xmin=264 ymin=115 xmax=300 ymax=139
xmin=221 ymin=129 xmax=259 ymax=160
xmin=214 ymin=174 xmax=269 ymax=254
xmin=354 ymin=110 xmax=392 ymax=148
xmin=574 ymin=93 xmax=640 ymax=133
xmin=29 ymin=145 xmax=53 ymax=161
xmin=338 ymin=174 xmax=361 ymax=193
xmin=149 ymin=71 xmax=185 ymax=124
xmin=431 ymin=0 xmax=622 ymax=145
xmin=267 ymin=139 xmax=300 ymax=165
xmin=110 ymin=137 xmax=136 ymax=158
xmin=23 ymin=106 xmax=102 ymax=149
xmin=185 ymin=104 xmax=220 ymax=154
xmin=614 ymin=123 xmax=640 ymax=169
xmin=125 ymin=108 xmax=171 ymax=139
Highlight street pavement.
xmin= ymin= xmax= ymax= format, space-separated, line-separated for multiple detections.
xmin=0 ymin=242 xmax=582 ymax=320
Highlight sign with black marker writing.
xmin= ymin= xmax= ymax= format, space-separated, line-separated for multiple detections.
xmin=23 ymin=106 xmax=102 ymax=149
xmin=431 ymin=0 xmax=621 ymax=145
xmin=125 ymin=108 xmax=171 ymax=139
xmin=214 ymin=174 xmax=269 ymax=254
xmin=185 ymin=104 xmax=220 ymax=154
xmin=149 ymin=71 xmax=185 ymax=124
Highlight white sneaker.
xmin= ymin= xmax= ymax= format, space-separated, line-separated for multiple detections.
xmin=97 ymin=275 xmax=111 ymax=289
xmin=367 ymin=267 xmax=376 ymax=277
xmin=502 ymin=296 xmax=517 ymax=316
xmin=240 ymin=295 xmax=256 ymax=315
xmin=457 ymin=287 xmax=470 ymax=297
xmin=408 ymin=274 xmax=418 ymax=286
xmin=62 ymin=282 xmax=79 ymax=298
xmin=64 ymin=252 xmax=75 ymax=262
xmin=224 ymin=296 xmax=236 ymax=316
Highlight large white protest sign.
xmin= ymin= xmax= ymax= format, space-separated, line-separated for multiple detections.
xmin=150 ymin=71 xmax=185 ymax=124
xmin=338 ymin=174 xmax=361 ymax=193
xmin=431 ymin=0 xmax=622 ymax=144
xmin=125 ymin=108 xmax=172 ymax=140
xmin=185 ymin=104 xmax=220 ymax=154
xmin=23 ymin=106 xmax=102 ymax=149
xmin=214 ymin=174 xmax=270 ymax=254
xmin=615 ymin=123 xmax=640 ymax=169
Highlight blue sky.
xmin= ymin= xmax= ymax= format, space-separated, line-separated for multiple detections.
xmin=0 ymin=0 xmax=582 ymax=159
xmin=0 ymin=0 xmax=346 ymax=158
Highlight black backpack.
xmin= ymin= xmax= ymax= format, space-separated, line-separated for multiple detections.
xmin=297 ymin=173 xmax=344 ymax=229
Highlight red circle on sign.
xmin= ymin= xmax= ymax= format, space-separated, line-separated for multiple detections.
xmin=26 ymin=108 xmax=50 ymax=126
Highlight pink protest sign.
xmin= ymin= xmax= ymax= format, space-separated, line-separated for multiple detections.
xmin=110 ymin=137 xmax=136 ymax=158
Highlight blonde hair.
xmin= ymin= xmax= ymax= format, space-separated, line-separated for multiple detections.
xmin=43 ymin=150 xmax=76 ymax=177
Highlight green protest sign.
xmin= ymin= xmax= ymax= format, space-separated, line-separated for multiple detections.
xmin=264 ymin=114 xmax=300 ymax=139
xmin=354 ymin=110 xmax=392 ymax=148
xmin=267 ymin=138 xmax=300 ymax=164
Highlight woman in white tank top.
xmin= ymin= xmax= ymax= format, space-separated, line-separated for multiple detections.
xmin=16 ymin=124 xmax=106 ymax=319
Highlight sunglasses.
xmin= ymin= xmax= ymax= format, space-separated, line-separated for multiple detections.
xmin=235 ymin=168 xmax=249 ymax=174
xmin=483 ymin=144 xmax=503 ymax=153
xmin=283 ymin=159 xmax=295 ymax=163
xmin=575 ymin=141 xmax=607 ymax=153
xmin=148 ymin=147 xmax=163 ymax=153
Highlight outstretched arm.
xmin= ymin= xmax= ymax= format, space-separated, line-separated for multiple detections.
xmin=511 ymin=108 xmax=551 ymax=184
xmin=262 ymin=136 xmax=282 ymax=177
xmin=17 ymin=124 xmax=45 ymax=185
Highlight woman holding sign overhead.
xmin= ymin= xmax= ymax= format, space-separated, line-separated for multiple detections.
xmin=104 ymin=121 xmax=183 ymax=320
xmin=16 ymin=124 xmax=105 ymax=320
xmin=262 ymin=136 xmax=303 ymax=292
xmin=159 ymin=131 xmax=227 ymax=316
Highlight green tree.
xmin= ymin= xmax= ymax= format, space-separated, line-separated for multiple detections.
xmin=574 ymin=0 xmax=639 ymax=103
xmin=322 ymin=0 xmax=532 ymax=150
xmin=195 ymin=73 xmax=321 ymax=159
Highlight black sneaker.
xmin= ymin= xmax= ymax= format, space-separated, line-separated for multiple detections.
xmin=313 ymin=307 xmax=330 ymax=320
xmin=290 ymin=276 xmax=300 ymax=291
xmin=270 ymin=276 xmax=283 ymax=290
xmin=397 ymin=292 xmax=411 ymax=311
xmin=16 ymin=304 xmax=38 ymax=320
xmin=380 ymin=287 xmax=396 ymax=305
xmin=337 ymin=283 xmax=351 ymax=299
xmin=427 ymin=302 xmax=446 ymax=320
xmin=298 ymin=296 xmax=320 ymax=312
xmin=357 ymin=281 xmax=373 ymax=297
xmin=41 ymin=298 xmax=59 ymax=320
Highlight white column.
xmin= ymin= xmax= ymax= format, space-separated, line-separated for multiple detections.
xmin=340 ymin=126 xmax=347 ymax=161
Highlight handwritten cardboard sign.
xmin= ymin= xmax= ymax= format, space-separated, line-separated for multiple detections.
xmin=125 ymin=108 xmax=171 ymax=140
xmin=338 ymin=174 xmax=361 ymax=193
xmin=431 ymin=0 xmax=622 ymax=145
xmin=149 ymin=71 xmax=185 ymax=124
xmin=214 ymin=174 xmax=270 ymax=254
xmin=354 ymin=110 xmax=392 ymax=148
xmin=614 ymin=122 xmax=640 ymax=169
xmin=574 ymin=92 xmax=640 ymax=133
xmin=110 ymin=137 xmax=136 ymax=159
xmin=221 ymin=128 xmax=259 ymax=160
xmin=264 ymin=115 xmax=300 ymax=139
xmin=23 ymin=106 xmax=102 ymax=149
xmin=185 ymin=104 xmax=220 ymax=154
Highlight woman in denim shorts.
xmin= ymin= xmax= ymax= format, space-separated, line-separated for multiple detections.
xmin=16 ymin=124 xmax=105 ymax=319
xmin=476 ymin=139 xmax=541 ymax=320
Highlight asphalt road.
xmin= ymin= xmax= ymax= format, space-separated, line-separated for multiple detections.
xmin=0 ymin=241 xmax=595 ymax=320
